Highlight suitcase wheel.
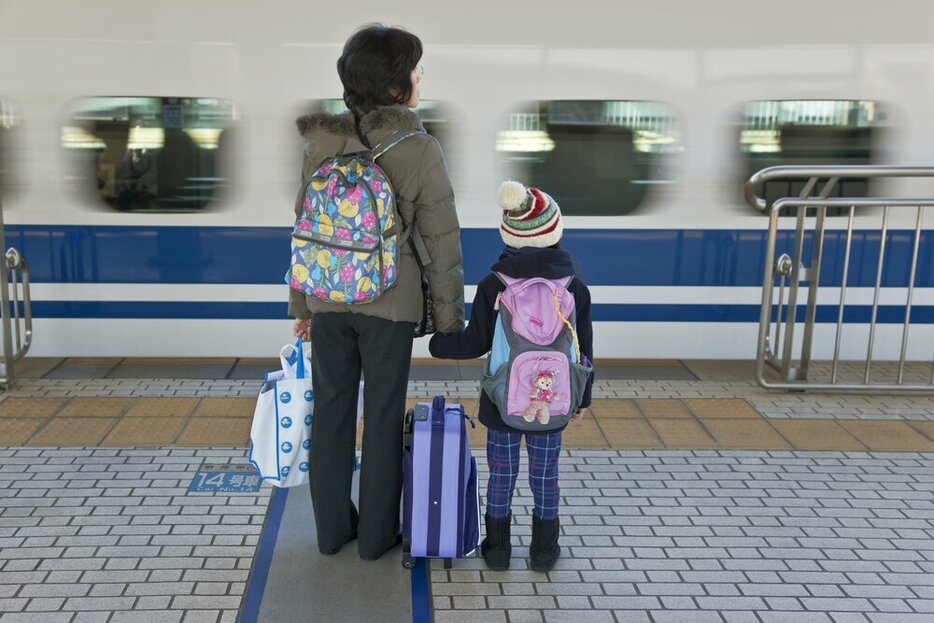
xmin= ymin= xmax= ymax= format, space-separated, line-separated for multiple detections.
xmin=402 ymin=554 xmax=415 ymax=569
xmin=443 ymin=558 xmax=452 ymax=570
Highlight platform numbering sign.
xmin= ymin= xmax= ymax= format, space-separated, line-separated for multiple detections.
xmin=188 ymin=463 xmax=262 ymax=493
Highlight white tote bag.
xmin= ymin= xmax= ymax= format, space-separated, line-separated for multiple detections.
xmin=249 ymin=339 xmax=364 ymax=488
xmin=249 ymin=339 xmax=314 ymax=488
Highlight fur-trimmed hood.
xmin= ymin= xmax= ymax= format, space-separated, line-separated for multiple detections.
xmin=295 ymin=112 xmax=356 ymax=137
xmin=295 ymin=105 xmax=423 ymax=141
xmin=358 ymin=105 xmax=423 ymax=135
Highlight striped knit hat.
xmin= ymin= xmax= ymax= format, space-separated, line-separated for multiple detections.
xmin=497 ymin=181 xmax=563 ymax=249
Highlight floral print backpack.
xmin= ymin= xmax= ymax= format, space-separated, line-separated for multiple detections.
xmin=286 ymin=130 xmax=425 ymax=305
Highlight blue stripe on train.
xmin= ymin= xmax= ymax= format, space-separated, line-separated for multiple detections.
xmin=5 ymin=225 xmax=932 ymax=288
xmin=25 ymin=301 xmax=934 ymax=323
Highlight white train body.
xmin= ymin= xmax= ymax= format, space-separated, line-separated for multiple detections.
xmin=1 ymin=0 xmax=931 ymax=358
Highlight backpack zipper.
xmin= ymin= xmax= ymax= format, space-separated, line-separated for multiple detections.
xmin=299 ymin=164 xmax=389 ymax=258
xmin=291 ymin=229 xmax=377 ymax=254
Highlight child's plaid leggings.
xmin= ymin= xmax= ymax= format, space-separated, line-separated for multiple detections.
xmin=485 ymin=428 xmax=562 ymax=521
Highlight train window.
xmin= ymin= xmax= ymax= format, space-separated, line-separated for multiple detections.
xmin=741 ymin=100 xmax=882 ymax=213
xmin=62 ymin=97 xmax=236 ymax=212
xmin=0 ymin=98 xmax=17 ymax=202
xmin=497 ymin=101 xmax=680 ymax=216
xmin=301 ymin=99 xmax=461 ymax=186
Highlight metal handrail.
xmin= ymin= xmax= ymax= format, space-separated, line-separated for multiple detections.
xmin=0 ymin=195 xmax=32 ymax=388
xmin=747 ymin=165 xmax=934 ymax=393
xmin=5 ymin=248 xmax=32 ymax=359
xmin=745 ymin=165 xmax=934 ymax=211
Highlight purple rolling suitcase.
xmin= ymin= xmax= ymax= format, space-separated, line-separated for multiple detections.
xmin=402 ymin=395 xmax=480 ymax=569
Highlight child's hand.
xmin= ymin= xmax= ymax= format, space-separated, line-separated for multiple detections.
xmin=570 ymin=409 xmax=585 ymax=422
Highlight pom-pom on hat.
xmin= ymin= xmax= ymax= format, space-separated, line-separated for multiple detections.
xmin=497 ymin=180 xmax=563 ymax=249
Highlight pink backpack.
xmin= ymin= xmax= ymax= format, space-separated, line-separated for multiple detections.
xmin=481 ymin=273 xmax=593 ymax=431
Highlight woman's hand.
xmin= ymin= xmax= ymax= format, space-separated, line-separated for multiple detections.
xmin=570 ymin=409 xmax=585 ymax=422
xmin=293 ymin=318 xmax=312 ymax=342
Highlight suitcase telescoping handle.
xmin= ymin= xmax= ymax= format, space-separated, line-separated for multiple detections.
xmin=431 ymin=396 xmax=446 ymax=425
xmin=429 ymin=395 xmax=475 ymax=429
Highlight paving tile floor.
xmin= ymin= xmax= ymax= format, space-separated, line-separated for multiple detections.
xmin=1 ymin=448 xmax=932 ymax=623
xmin=12 ymin=358 xmax=702 ymax=384
xmin=5 ymin=362 xmax=932 ymax=427
xmin=3 ymin=394 xmax=934 ymax=451
xmin=0 ymin=447 xmax=266 ymax=623
xmin=430 ymin=449 xmax=934 ymax=623
xmin=0 ymin=357 xmax=931 ymax=621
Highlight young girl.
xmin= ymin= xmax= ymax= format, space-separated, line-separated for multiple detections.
xmin=429 ymin=181 xmax=594 ymax=572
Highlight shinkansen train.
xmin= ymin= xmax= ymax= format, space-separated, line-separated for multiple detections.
xmin=0 ymin=0 xmax=932 ymax=359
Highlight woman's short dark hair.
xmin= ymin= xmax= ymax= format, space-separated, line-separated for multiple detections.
xmin=337 ymin=25 xmax=423 ymax=117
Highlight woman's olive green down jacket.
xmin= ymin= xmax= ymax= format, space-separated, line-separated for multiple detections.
xmin=287 ymin=105 xmax=465 ymax=334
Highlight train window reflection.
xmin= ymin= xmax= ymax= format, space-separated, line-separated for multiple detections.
xmin=741 ymin=100 xmax=882 ymax=213
xmin=0 ymin=98 xmax=17 ymax=202
xmin=498 ymin=101 xmax=680 ymax=216
xmin=302 ymin=99 xmax=461 ymax=187
xmin=62 ymin=97 xmax=236 ymax=212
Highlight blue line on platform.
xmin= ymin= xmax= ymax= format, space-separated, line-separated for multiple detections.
xmin=411 ymin=557 xmax=432 ymax=623
xmin=238 ymin=486 xmax=289 ymax=623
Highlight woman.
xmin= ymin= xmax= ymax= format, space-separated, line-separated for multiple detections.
xmin=289 ymin=24 xmax=465 ymax=561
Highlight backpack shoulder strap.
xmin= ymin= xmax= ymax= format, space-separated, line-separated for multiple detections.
xmin=373 ymin=129 xmax=430 ymax=266
xmin=372 ymin=130 xmax=424 ymax=161
xmin=495 ymin=272 xmax=521 ymax=287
